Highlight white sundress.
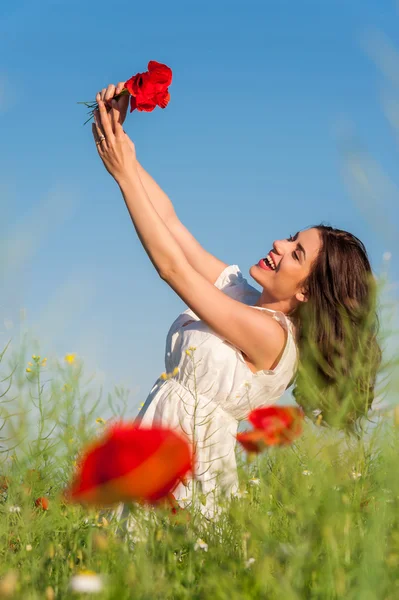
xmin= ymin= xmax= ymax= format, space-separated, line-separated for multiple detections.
xmin=136 ymin=265 xmax=298 ymax=518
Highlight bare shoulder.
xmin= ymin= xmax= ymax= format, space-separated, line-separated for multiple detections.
xmin=163 ymin=262 xmax=288 ymax=370
xmin=245 ymin=309 xmax=287 ymax=371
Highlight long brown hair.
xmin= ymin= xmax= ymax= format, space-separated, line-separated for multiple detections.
xmin=292 ymin=225 xmax=381 ymax=433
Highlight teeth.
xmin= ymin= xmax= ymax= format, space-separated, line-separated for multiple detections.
xmin=265 ymin=254 xmax=276 ymax=270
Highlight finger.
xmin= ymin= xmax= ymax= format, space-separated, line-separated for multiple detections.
xmin=116 ymin=81 xmax=125 ymax=95
xmin=100 ymin=88 xmax=107 ymax=102
xmin=92 ymin=123 xmax=105 ymax=154
xmin=106 ymin=84 xmax=119 ymax=130
xmin=105 ymin=84 xmax=116 ymax=102
xmin=95 ymin=89 xmax=105 ymax=104
xmin=93 ymin=109 xmax=105 ymax=136
xmin=98 ymin=100 xmax=114 ymax=141
xmin=93 ymin=109 xmax=107 ymax=148
xmin=92 ymin=122 xmax=99 ymax=142
xmin=119 ymin=94 xmax=129 ymax=122
xmin=111 ymin=100 xmax=125 ymax=137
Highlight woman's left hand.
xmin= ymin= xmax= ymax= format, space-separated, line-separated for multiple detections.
xmin=92 ymin=99 xmax=137 ymax=183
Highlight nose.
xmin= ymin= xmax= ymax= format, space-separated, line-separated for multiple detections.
xmin=273 ymin=240 xmax=286 ymax=255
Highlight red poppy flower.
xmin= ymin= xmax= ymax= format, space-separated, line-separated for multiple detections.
xmin=66 ymin=423 xmax=192 ymax=506
xmin=125 ymin=61 xmax=172 ymax=113
xmin=0 ymin=476 xmax=8 ymax=493
xmin=35 ymin=496 xmax=49 ymax=510
xmin=237 ymin=406 xmax=304 ymax=453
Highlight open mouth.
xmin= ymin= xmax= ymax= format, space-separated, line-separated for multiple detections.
xmin=258 ymin=253 xmax=276 ymax=271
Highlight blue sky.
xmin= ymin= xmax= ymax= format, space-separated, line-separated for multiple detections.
xmin=1 ymin=0 xmax=398 ymax=415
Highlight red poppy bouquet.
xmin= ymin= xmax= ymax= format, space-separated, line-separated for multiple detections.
xmin=65 ymin=422 xmax=192 ymax=506
xmin=78 ymin=60 xmax=172 ymax=125
xmin=236 ymin=406 xmax=304 ymax=453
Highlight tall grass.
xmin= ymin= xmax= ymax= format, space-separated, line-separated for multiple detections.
xmin=0 ymin=333 xmax=398 ymax=600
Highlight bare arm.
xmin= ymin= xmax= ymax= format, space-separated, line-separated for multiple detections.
xmin=91 ymin=102 xmax=285 ymax=371
xmin=100 ymin=83 xmax=227 ymax=284
xmin=136 ymin=161 xmax=228 ymax=283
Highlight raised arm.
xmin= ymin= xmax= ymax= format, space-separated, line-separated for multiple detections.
xmin=136 ymin=162 xmax=228 ymax=284
xmin=98 ymin=83 xmax=227 ymax=284
xmin=91 ymin=101 xmax=285 ymax=371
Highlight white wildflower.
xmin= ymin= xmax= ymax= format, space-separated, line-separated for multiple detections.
xmin=8 ymin=506 xmax=21 ymax=513
xmin=69 ymin=572 xmax=104 ymax=594
xmin=26 ymin=544 xmax=32 ymax=552
xmin=179 ymin=497 xmax=191 ymax=507
xmin=194 ymin=538 xmax=208 ymax=552
xmin=249 ymin=478 xmax=260 ymax=486
xmin=245 ymin=557 xmax=256 ymax=568
xmin=302 ymin=470 xmax=312 ymax=476
xmin=232 ymin=490 xmax=249 ymax=499
xmin=350 ymin=471 xmax=362 ymax=480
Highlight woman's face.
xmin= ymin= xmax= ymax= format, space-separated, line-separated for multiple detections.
xmin=249 ymin=227 xmax=322 ymax=311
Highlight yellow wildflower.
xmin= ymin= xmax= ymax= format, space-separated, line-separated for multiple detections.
xmin=64 ymin=353 xmax=76 ymax=364
xmin=45 ymin=586 xmax=55 ymax=600
xmin=26 ymin=368 xmax=32 ymax=373
xmin=96 ymin=418 xmax=106 ymax=425
xmin=93 ymin=532 xmax=108 ymax=551
xmin=0 ymin=571 xmax=18 ymax=597
xmin=184 ymin=346 xmax=197 ymax=357
xmin=28 ymin=362 xmax=33 ymax=366
xmin=41 ymin=358 xmax=47 ymax=367
xmin=160 ymin=367 xmax=179 ymax=380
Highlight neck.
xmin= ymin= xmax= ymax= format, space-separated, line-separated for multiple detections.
xmin=254 ymin=291 xmax=296 ymax=315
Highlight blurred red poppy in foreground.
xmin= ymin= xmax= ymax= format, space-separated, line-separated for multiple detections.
xmin=66 ymin=423 xmax=192 ymax=506
xmin=125 ymin=60 xmax=172 ymax=113
xmin=237 ymin=406 xmax=304 ymax=453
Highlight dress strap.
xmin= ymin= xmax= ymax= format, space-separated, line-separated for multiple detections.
xmin=250 ymin=305 xmax=295 ymax=335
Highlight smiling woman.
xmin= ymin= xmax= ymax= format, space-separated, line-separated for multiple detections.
xmin=90 ymin=83 xmax=381 ymax=517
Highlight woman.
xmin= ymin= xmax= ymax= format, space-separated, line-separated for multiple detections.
xmin=91 ymin=84 xmax=381 ymax=516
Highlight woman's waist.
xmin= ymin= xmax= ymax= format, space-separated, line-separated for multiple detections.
xmin=145 ymin=377 xmax=239 ymax=422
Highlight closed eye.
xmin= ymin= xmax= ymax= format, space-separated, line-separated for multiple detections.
xmin=287 ymin=232 xmax=301 ymax=262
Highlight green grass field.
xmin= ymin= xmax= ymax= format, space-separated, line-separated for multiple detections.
xmin=0 ymin=339 xmax=398 ymax=599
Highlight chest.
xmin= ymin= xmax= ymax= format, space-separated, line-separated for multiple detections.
xmin=177 ymin=316 xmax=272 ymax=374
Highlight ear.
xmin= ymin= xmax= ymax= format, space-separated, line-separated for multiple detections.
xmin=295 ymin=289 xmax=308 ymax=303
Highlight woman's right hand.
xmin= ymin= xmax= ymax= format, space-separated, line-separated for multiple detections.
xmin=96 ymin=82 xmax=129 ymax=133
